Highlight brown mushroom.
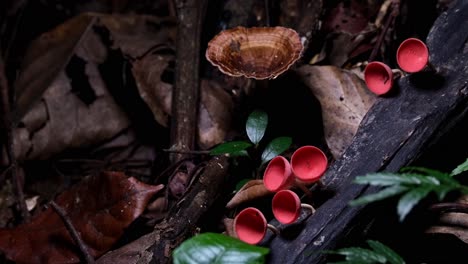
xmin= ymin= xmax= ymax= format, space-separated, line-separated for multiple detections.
xmin=205 ymin=26 xmax=303 ymax=80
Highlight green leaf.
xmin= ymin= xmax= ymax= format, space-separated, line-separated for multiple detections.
xmin=246 ymin=110 xmax=268 ymax=145
xmin=451 ymin=158 xmax=468 ymax=176
xmin=367 ymin=240 xmax=405 ymax=264
xmin=397 ymin=186 xmax=432 ymax=221
xmin=210 ymin=141 xmax=252 ymax=156
xmin=433 ymin=185 xmax=457 ymax=201
xmin=401 ymin=166 xmax=448 ymax=178
xmin=349 ymin=185 xmax=409 ymax=206
xmin=173 ymin=233 xmax=269 ymax=264
xmin=260 ymin=137 xmax=292 ymax=164
xmin=353 ymin=173 xmax=439 ymax=187
xmin=328 ymin=248 xmax=387 ymax=263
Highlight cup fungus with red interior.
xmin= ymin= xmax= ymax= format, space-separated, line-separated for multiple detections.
xmin=396 ymin=38 xmax=429 ymax=73
xmin=234 ymin=207 xmax=279 ymax=245
xmin=272 ymin=190 xmax=315 ymax=225
xmin=263 ymin=156 xmax=295 ymax=192
xmin=290 ymin=146 xmax=328 ymax=184
xmin=364 ymin=61 xmax=395 ymax=95
xmin=205 ymin=26 xmax=303 ymax=80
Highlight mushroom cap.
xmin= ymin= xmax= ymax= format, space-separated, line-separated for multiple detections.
xmin=291 ymin=146 xmax=328 ymax=183
xmin=205 ymin=26 xmax=303 ymax=80
xmin=234 ymin=207 xmax=267 ymax=244
xmin=263 ymin=156 xmax=294 ymax=192
xmin=396 ymin=38 xmax=429 ymax=73
xmin=272 ymin=190 xmax=301 ymax=224
xmin=364 ymin=61 xmax=394 ymax=95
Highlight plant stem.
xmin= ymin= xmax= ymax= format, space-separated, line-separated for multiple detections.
xmin=50 ymin=201 xmax=95 ymax=264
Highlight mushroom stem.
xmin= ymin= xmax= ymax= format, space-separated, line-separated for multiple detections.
xmin=267 ymin=224 xmax=280 ymax=235
xmin=301 ymin=203 xmax=316 ymax=215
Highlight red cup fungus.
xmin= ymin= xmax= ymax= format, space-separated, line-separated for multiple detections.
xmin=234 ymin=207 xmax=278 ymax=245
xmin=364 ymin=61 xmax=394 ymax=95
xmin=396 ymin=38 xmax=429 ymax=73
xmin=290 ymin=146 xmax=328 ymax=183
xmin=272 ymin=190 xmax=315 ymax=224
xmin=263 ymin=156 xmax=294 ymax=192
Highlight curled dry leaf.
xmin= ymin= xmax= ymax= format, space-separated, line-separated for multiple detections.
xmin=132 ymin=51 xmax=234 ymax=149
xmin=226 ymin=180 xmax=272 ymax=209
xmin=0 ymin=171 xmax=163 ymax=263
xmin=296 ymin=65 xmax=376 ymax=159
xmin=427 ymin=195 xmax=468 ymax=244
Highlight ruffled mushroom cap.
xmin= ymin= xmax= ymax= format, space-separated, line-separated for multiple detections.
xmin=205 ymin=26 xmax=303 ymax=80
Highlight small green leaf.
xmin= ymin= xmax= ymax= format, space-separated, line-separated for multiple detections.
xmin=397 ymin=186 xmax=432 ymax=221
xmin=246 ymin=110 xmax=268 ymax=145
xmin=367 ymin=240 xmax=405 ymax=264
xmin=173 ymin=233 xmax=269 ymax=264
xmin=260 ymin=137 xmax=292 ymax=164
xmin=451 ymin=158 xmax=468 ymax=176
xmin=349 ymin=185 xmax=409 ymax=206
xmin=328 ymin=248 xmax=387 ymax=263
xmin=210 ymin=141 xmax=252 ymax=156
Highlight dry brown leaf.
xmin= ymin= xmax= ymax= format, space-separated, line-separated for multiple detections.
xmin=0 ymin=171 xmax=164 ymax=263
xmin=98 ymin=15 xmax=176 ymax=59
xmin=132 ymin=52 xmax=173 ymax=127
xmin=15 ymin=14 xmax=96 ymax=119
xmin=132 ymin=56 xmax=234 ymax=149
xmin=13 ymin=13 xmax=176 ymax=161
xmin=427 ymin=195 xmax=468 ymax=244
xmin=226 ymin=180 xmax=272 ymax=209
xmin=198 ymin=80 xmax=234 ymax=149
xmin=427 ymin=220 xmax=468 ymax=244
xmin=296 ymin=65 xmax=376 ymax=159
xmin=14 ymin=65 xmax=130 ymax=161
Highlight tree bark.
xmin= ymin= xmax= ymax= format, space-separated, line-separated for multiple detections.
xmin=266 ymin=1 xmax=468 ymax=263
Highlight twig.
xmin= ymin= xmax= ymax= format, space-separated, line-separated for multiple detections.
xmin=49 ymin=201 xmax=95 ymax=264
xmin=169 ymin=0 xmax=208 ymax=163
xmin=0 ymin=54 xmax=30 ymax=221
xmin=162 ymin=148 xmax=209 ymax=155
xmin=369 ymin=1 xmax=399 ymax=62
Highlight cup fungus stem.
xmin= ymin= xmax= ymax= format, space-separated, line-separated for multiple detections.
xmin=267 ymin=224 xmax=280 ymax=235
xmin=301 ymin=203 xmax=316 ymax=215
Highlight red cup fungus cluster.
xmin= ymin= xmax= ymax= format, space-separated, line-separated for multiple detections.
xmin=364 ymin=38 xmax=430 ymax=95
xmin=234 ymin=146 xmax=328 ymax=245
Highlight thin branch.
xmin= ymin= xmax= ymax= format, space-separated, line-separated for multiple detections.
xmin=162 ymin=148 xmax=209 ymax=155
xmin=49 ymin=201 xmax=95 ymax=264
xmin=169 ymin=0 xmax=208 ymax=163
xmin=369 ymin=1 xmax=399 ymax=62
xmin=0 ymin=54 xmax=29 ymax=221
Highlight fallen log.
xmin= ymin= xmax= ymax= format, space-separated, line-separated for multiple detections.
xmin=266 ymin=0 xmax=468 ymax=263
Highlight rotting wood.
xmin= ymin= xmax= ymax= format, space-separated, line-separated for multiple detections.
xmin=96 ymin=156 xmax=229 ymax=264
xmin=265 ymin=1 xmax=468 ymax=263
xmin=169 ymin=0 xmax=208 ymax=163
